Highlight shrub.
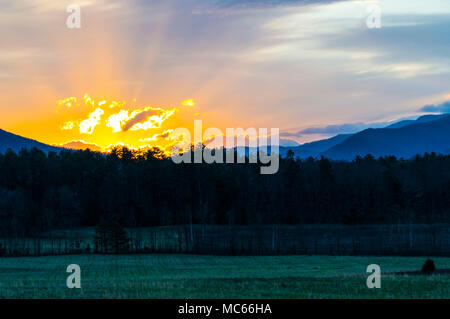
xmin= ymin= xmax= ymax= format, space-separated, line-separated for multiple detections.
xmin=94 ymin=221 xmax=130 ymax=254
xmin=421 ymin=259 xmax=436 ymax=274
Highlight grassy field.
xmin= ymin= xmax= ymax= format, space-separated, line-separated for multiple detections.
xmin=0 ymin=254 xmax=449 ymax=298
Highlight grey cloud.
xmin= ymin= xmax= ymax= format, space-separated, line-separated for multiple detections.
xmin=322 ymin=16 xmax=450 ymax=72
xmin=420 ymin=101 xmax=450 ymax=113
xmin=122 ymin=109 xmax=160 ymax=131
xmin=282 ymin=121 xmax=395 ymax=137
xmin=212 ymin=0 xmax=349 ymax=7
xmin=134 ymin=0 xmax=350 ymax=9
xmin=280 ymin=131 xmax=302 ymax=138
xmin=158 ymin=131 xmax=171 ymax=138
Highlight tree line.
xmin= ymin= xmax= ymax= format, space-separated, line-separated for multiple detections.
xmin=0 ymin=146 xmax=449 ymax=237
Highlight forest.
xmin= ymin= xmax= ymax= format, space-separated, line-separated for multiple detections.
xmin=0 ymin=146 xmax=449 ymax=238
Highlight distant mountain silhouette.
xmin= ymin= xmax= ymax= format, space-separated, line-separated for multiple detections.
xmin=59 ymin=140 xmax=103 ymax=152
xmin=281 ymin=134 xmax=352 ymax=158
xmin=3 ymin=112 xmax=450 ymax=160
xmin=278 ymin=138 xmax=300 ymax=147
xmin=322 ymin=114 xmax=450 ymax=160
xmin=238 ymin=136 xmax=331 ymax=158
xmin=386 ymin=114 xmax=446 ymax=129
xmin=0 ymin=129 xmax=62 ymax=153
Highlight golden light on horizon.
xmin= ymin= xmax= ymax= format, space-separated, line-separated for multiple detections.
xmin=53 ymin=94 xmax=198 ymax=153
xmin=182 ymin=99 xmax=195 ymax=107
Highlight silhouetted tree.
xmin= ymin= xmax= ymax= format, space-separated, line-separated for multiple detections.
xmin=94 ymin=221 xmax=130 ymax=254
xmin=421 ymin=259 xmax=436 ymax=274
xmin=0 ymin=146 xmax=450 ymax=239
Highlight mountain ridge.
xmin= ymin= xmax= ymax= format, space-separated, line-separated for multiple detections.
xmin=321 ymin=114 xmax=450 ymax=160
xmin=2 ymin=112 xmax=450 ymax=160
xmin=0 ymin=129 xmax=62 ymax=153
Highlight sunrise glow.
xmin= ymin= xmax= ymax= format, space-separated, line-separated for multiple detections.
xmin=1 ymin=0 xmax=450 ymax=152
xmin=51 ymin=94 xmax=198 ymax=152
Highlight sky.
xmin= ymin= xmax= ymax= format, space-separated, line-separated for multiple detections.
xmin=1 ymin=0 xmax=450 ymax=150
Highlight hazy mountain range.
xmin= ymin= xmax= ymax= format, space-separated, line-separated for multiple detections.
xmin=1 ymin=113 xmax=450 ymax=160
xmin=0 ymin=130 xmax=102 ymax=154
xmin=57 ymin=141 xmax=103 ymax=153
xmin=281 ymin=113 xmax=450 ymax=159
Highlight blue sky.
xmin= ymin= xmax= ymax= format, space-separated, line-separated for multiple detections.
xmin=1 ymin=0 xmax=450 ymax=145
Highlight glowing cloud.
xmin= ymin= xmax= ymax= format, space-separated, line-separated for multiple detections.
xmin=105 ymin=107 xmax=177 ymax=132
xmin=57 ymin=97 xmax=78 ymax=112
xmin=106 ymin=110 xmax=130 ymax=133
xmin=140 ymin=129 xmax=174 ymax=142
xmin=124 ymin=107 xmax=176 ymax=131
xmin=84 ymin=94 xmax=95 ymax=107
xmin=55 ymin=94 xmax=196 ymax=151
xmin=182 ymin=99 xmax=195 ymax=107
xmin=61 ymin=121 xmax=75 ymax=130
xmin=79 ymin=107 xmax=104 ymax=134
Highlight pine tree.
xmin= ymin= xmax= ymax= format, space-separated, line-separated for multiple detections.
xmin=94 ymin=221 xmax=130 ymax=254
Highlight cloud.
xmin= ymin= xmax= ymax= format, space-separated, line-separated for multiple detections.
xmin=61 ymin=121 xmax=74 ymax=131
xmin=420 ymin=101 xmax=450 ymax=113
xmin=122 ymin=108 xmax=161 ymax=131
xmin=79 ymin=108 xmax=104 ymax=134
xmin=3 ymin=0 xmax=450 ymax=150
xmin=280 ymin=131 xmax=302 ymax=138
xmin=135 ymin=0 xmax=349 ymax=11
xmin=188 ymin=0 xmax=352 ymax=18
xmin=321 ymin=13 xmax=450 ymax=78
xmin=104 ymin=106 xmax=177 ymax=133
xmin=54 ymin=94 xmax=195 ymax=152
xmin=140 ymin=129 xmax=175 ymax=142
xmin=122 ymin=108 xmax=176 ymax=132
xmin=212 ymin=0 xmax=349 ymax=7
xmin=281 ymin=121 xmax=392 ymax=137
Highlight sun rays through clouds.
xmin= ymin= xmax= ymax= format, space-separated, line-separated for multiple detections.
xmin=56 ymin=94 xmax=196 ymax=153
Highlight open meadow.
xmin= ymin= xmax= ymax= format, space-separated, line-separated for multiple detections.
xmin=0 ymin=254 xmax=449 ymax=298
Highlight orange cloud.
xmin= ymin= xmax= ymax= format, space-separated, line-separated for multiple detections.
xmin=55 ymin=94 xmax=197 ymax=152
xmin=123 ymin=107 xmax=176 ymax=132
xmin=79 ymin=107 xmax=104 ymax=134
